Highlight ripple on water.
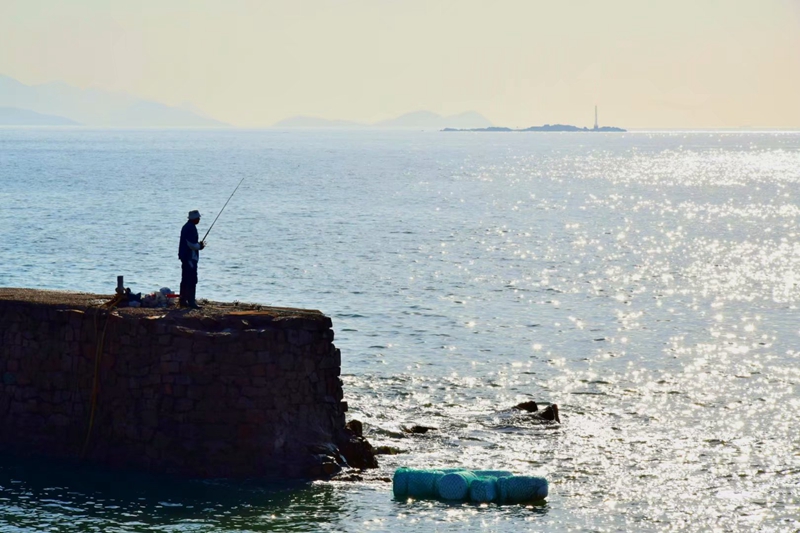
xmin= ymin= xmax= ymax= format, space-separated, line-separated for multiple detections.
xmin=2 ymin=130 xmax=800 ymax=531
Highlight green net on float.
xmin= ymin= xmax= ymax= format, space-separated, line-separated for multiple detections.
xmin=392 ymin=467 xmax=547 ymax=504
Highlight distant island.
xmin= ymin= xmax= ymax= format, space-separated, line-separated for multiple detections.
xmin=443 ymin=123 xmax=626 ymax=133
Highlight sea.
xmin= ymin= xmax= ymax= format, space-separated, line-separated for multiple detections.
xmin=1 ymin=128 xmax=799 ymax=532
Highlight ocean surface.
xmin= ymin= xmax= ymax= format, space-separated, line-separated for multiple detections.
xmin=1 ymin=128 xmax=799 ymax=532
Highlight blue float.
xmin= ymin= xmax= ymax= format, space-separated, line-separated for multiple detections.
xmin=392 ymin=467 xmax=548 ymax=504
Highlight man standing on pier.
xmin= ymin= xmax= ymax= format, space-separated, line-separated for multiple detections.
xmin=178 ymin=210 xmax=205 ymax=309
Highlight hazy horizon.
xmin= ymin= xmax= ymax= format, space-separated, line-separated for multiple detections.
xmin=2 ymin=0 xmax=799 ymax=129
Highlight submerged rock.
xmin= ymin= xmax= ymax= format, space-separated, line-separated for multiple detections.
xmin=332 ymin=472 xmax=364 ymax=482
xmin=306 ymin=443 xmax=346 ymax=478
xmin=402 ymin=425 xmax=438 ymax=434
xmin=513 ymin=401 xmax=560 ymax=423
xmin=513 ymin=400 xmax=539 ymax=412
xmin=345 ymin=419 xmax=364 ymax=437
xmin=534 ymin=404 xmax=560 ymax=423
xmin=374 ymin=445 xmax=404 ymax=455
xmin=307 ymin=420 xmax=379 ymax=477
xmin=336 ymin=419 xmax=378 ymax=469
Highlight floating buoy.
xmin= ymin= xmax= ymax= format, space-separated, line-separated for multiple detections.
xmin=436 ymin=471 xmax=478 ymax=500
xmin=469 ymin=476 xmax=499 ymax=503
xmin=497 ymin=475 xmax=548 ymax=503
xmin=404 ymin=469 xmax=444 ymax=500
xmin=392 ymin=467 xmax=548 ymax=504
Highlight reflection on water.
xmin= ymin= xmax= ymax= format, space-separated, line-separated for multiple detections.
xmin=1 ymin=129 xmax=800 ymax=531
xmin=0 ymin=456 xmax=349 ymax=532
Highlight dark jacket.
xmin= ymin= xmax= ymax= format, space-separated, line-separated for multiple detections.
xmin=178 ymin=221 xmax=200 ymax=263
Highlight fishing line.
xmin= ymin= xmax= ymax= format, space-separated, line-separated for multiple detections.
xmin=202 ymin=176 xmax=246 ymax=242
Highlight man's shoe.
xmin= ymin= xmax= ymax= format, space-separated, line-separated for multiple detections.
xmin=188 ymin=301 xmax=202 ymax=309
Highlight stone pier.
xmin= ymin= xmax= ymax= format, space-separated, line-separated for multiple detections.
xmin=0 ymin=288 xmax=360 ymax=479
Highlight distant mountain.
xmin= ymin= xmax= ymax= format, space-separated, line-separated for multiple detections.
xmin=104 ymin=101 xmax=227 ymax=128
xmin=273 ymin=110 xmax=493 ymax=130
xmin=0 ymin=74 xmax=227 ymax=127
xmin=272 ymin=116 xmax=364 ymax=129
xmin=0 ymin=106 xmax=79 ymax=125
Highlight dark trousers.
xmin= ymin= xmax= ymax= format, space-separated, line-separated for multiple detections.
xmin=180 ymin=261 xmax=198 ymax=304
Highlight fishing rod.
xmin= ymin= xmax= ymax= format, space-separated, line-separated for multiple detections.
xmin=202 ymin=176 xmax=246 ymax=242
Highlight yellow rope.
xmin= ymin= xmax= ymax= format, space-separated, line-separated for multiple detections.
xmin=80 ymin=292 xmax=124 ymax=458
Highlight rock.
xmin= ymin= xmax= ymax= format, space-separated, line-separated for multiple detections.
xmin=513 ymin=400 xmax=539 ymax=412
xmin=374 ymin=445 xmax=404 ymax=455
xmin=512 ymin=401 xmax=560 ymax=423
xmin=346 ymin=419 xmax=363 ymax=437
xmin=336 ymin=419 xmax=378 ymax=469
xmin=331 ymin=472 xmax=364 ymax=482
xmin=322 ymin=461 xmax=341 ymax=476
xmin=307 ymin=445 xmax=347 ymax=479
xmin=532 ymin=404 xmax=560 ymax=423
xmin=403 ymin=425 xmax=437 ymax=434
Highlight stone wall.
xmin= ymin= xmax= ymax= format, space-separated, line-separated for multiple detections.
xmin=0 ymin=289 xmax=349 ymax=479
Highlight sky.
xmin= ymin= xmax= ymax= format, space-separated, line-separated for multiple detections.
xmin=2 ymin=0 xmax=800 ymax=128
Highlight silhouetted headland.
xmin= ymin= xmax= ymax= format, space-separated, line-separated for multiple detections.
xmin=443 ymin=123 xmax=626 ymax=132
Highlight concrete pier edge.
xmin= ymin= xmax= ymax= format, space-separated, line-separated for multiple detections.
xmin=0 ymin=288 xmax=371 ymax=479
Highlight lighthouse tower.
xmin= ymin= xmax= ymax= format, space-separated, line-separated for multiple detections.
xmin=594 ymin=105 xmax=599 ymax=130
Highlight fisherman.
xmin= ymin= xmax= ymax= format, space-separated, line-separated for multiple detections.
xmin=178 ymin=210 xmax=206 ymax=309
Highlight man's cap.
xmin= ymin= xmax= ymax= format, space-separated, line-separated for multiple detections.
xmin=188 ymin=210 xmax=201 ymax=220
